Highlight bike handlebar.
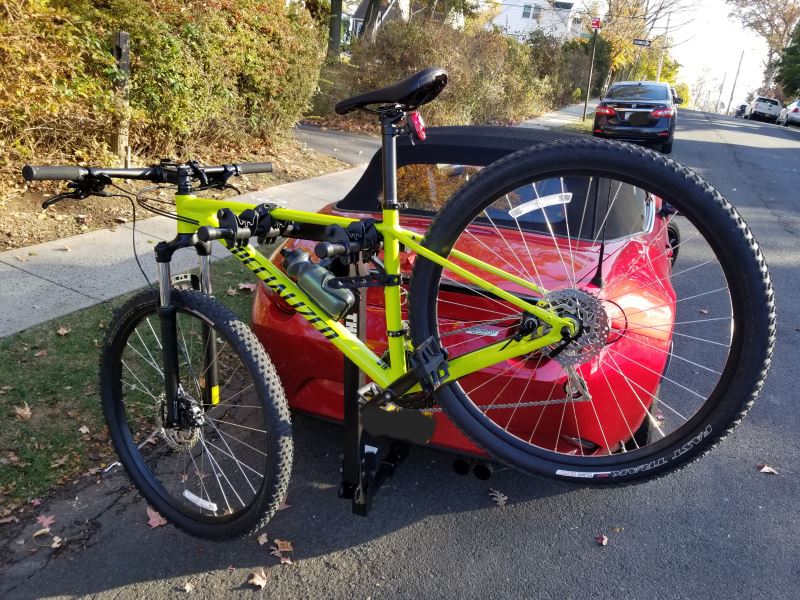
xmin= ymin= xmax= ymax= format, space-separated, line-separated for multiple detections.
xmin=21 ymin=162 xmax=272 ymax=183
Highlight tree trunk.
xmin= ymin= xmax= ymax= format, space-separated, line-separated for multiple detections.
xmin=327 ymin=0 xmax=343 ymax=59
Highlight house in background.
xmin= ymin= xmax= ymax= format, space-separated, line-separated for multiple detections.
xmin=489 ymin=0 xmax=583 ymax=40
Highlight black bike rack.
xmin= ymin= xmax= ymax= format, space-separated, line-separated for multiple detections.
xmin=338 ymin=263 xmax=409 ymax=516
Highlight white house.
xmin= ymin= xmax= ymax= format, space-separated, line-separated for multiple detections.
xmin=489 ymin=0 xmax=583 ymax=40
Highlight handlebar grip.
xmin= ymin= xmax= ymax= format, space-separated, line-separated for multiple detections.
xmin=23 ymin=165 xmax=88 ymax=181
xmin=237 ymin=162 xmax=273 ymax=175
xmin=197 ymin=226 xmax=252 ymax=243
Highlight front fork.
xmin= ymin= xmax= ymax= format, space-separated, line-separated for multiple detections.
xmin=156 ymin=236 xmax=217 ymax=426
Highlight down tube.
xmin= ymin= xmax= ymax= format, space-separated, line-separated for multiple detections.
xmin=226 ymin=244 xmax=393 ymax=386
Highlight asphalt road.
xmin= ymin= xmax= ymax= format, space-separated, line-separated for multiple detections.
xmin=2 ymin=112 xmax=799 ymax=599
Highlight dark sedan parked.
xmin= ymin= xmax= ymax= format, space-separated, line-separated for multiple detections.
xmin=593 ymin=81 xmax=682 ymax=153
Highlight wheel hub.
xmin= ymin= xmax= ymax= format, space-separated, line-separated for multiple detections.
xmin=543 ymin=289 xmax=610 ymax=366
xmin=155 ymin=391 xmax=204 ymax=452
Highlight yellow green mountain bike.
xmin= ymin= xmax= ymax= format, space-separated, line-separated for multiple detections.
xmin=22 ymin=68 xmax=775 ymax=539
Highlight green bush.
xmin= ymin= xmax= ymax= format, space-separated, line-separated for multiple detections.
xmin=0 ymin=0 xmax=324 ymax=181
xmin=315 ymin=19 xmax=549 ymax=125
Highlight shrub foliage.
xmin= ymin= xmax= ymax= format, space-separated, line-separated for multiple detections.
xmin=0 ymin=0 xmax=324 ymax=175
xmin=314 ymin=19 xmax=611 ymax=126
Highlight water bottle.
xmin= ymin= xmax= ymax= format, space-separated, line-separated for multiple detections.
xmin=281 ymin=249 xmax=355 ymax=320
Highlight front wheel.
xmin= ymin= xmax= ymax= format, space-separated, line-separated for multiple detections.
xmin=409 ymin=139 xmax=774 ymax=484
xmin=100 ymin=289 xmax=292 ymax=539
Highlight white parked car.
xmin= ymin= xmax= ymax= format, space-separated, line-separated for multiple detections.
xmin=744 ymin=96 xmax=781 ymax=122
xmin=777 ymin=99 xmax=800 ymax=127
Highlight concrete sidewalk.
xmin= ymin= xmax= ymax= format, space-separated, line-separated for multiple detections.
xmin=520 ymin=99 xmax=599 ymax=129
xmin=0 ymin=167 xmax=365 ymax=337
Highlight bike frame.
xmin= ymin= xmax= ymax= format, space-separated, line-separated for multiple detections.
xmin=161 ymin=112 xmax=575 ymax=397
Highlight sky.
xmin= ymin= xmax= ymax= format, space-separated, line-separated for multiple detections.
xmin=653 ymin=0 xmax=769 ymax=108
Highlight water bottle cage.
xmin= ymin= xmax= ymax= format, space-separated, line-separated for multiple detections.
xmin=326 ymin=269 xmax=401 ymax=289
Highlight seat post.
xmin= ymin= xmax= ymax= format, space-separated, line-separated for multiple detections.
xmin=380 ymin=111 xmax=404 ymax=210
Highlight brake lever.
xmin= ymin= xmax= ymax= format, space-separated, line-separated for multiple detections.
xmin=42 ymin=191 xmax=79 ymax=209
xmin=41 ymin=174 xmax=113 ymax=209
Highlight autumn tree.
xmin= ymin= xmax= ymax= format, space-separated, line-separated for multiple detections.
xmin=599 ymin=0 xmax=692 ymax=86
xmin=726 ymin=0 xmax=800 ymax=88
xmin=775 ymin=24 xmax=800 ymax=97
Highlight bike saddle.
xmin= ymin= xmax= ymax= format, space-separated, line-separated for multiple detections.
xmin=334 ymin=67 xmax=448 ymax=115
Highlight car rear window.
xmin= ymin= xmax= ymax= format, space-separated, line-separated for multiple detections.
xmin=396 ymin=164 xmax=652 ymax=241
xmin=606 ymin=83 xmax=669 ymax=101
xmin=756 ymin=97 xmax=780 ymax=106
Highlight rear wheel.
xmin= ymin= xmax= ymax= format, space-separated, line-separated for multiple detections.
xmin=409 ymin=139 xmax=774 ymax=484
xmin=100 ymin=289 xmax=292 ymax=539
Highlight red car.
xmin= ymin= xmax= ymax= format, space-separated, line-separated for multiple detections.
xmin=251 ymin=127 xmax=677 ymax=458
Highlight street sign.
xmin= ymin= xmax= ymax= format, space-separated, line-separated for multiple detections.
xmin=580 ymin=33 xmax=592 ymax=39
xmin=633 ymin=38 xmax=651 ymax=47
xmin=591 ymin=17 xmax=601 ymax=29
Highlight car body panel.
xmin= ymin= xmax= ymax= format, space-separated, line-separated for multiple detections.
xmin=777 ymin=100 xmax=800 ymax=125
xmin=745 ymin=96 xmax=781 ymax=121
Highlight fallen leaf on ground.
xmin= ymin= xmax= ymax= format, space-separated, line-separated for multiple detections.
xmin=114 ymin=217 xmax=128 ymax=224
xmin=278 ymin=501 xmax=290 ymax=511
xmin=595 ymin=534 xmax=609 ymax=546
xmin=30 ymin=498 xmax=42 ymax=507
xmin=50 ymin=455 xmax=69 ymax=468
xmin=51 ymin=536 xmax=63 ymax=549
xmin=271 ymin=539 xmax=295 ymax=565
xmin=257 ymin=533 xmax=269 ymax=546
xmin=0 ymin=516 xmax=18 ymax=524
xmin=489 ymin=489 xmax=508 ymax=508
xmin=654 ymin=408 xmax=665 ymax=422
xmin=61 ymin=245 xmax=71 ymax=252
xmin=34 ymin=349 xmax=48 ymax=358
xmin=78 ymin=425 xmax=90 ymax=435
xmin=14 ymin=403 xmax=32 ymax=421
xmin=698 ymin=308 xmax=708 ymax=315
xmin=56 ymin=325 xmax=71 ymax=336
xmin=225 ymin=287 xmax=239 ymax=297
xmin=611 ymin=527 xmax=624 ymax=533
xmin=32 ymin=527 xmax=50 ymax=538
xmin=238 ymin=282 xmax=258 ymax=292
xmin=36 ymin=514 xmax=56 ymax=528
xmin=248 ymin=568 xmax=269 ymax=589
xmin=758 ymin=463 xmax=779 ymax=475
xmin=146 ymin=506 xmax=168 ymax=528
xmin=15 ymin=255 xmax=28 ymax=262
xmin=182 ymin=581 xmax=194 ymax=593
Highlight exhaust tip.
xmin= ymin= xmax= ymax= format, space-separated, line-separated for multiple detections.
xmin=473 ymin=462 xmax=493 ymax=480
xmin=452 ymin=458 xmax=471 ymax=476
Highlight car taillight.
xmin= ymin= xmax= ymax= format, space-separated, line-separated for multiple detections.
xmin=595 ymin=106 xmax=616 ymax=117
xmin=651 ymin=107 xmax=675 ymax=118
xmin=792 ymin=107 xmax=799 ymax=113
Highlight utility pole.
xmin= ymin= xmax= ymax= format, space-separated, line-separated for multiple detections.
xmin=656 ymin=12 xmax=670 ymax=82
xmin=726 ymin=50 xmax=745 ymax=115
xmin=715 ymin=72 xmax=727 ymax=114
xmin=583 ymin=23 xmax=599 ymax=121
